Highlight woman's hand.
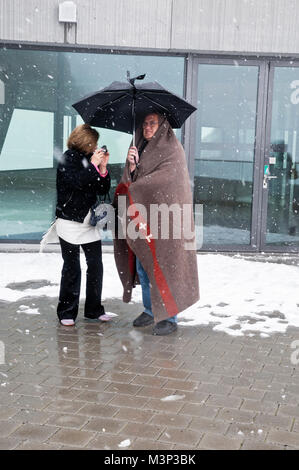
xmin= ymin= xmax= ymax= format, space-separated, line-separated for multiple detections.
xmin=99 ymin=151 xmax=109 ymax=174
xmin=127 ymin=146 xmax=139 ymax=172
xmin=91 ymin=149 xmax=109 ymax=173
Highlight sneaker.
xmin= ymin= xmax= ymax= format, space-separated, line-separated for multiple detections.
xmin=133 ymin=312 xmax=154 ymax=327
xmin=152 ymin=320 xmax=177 ymax=336
xmin=84 ymin=313 xmax=113 ymax=323
xmin=98 ymin=314 xmax=114 ymax=322
xmin=60 ymin=319 xmax=75 ymax=326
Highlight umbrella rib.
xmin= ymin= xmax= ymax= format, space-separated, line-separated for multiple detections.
xmin=96 ymin=92 xmax=132 ymax=111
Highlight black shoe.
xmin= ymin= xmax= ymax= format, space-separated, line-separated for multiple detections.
xmin=133 ymin=312 xmax=154 ymax=327
xmin=152 ymin=320 xmax=178 ymax=336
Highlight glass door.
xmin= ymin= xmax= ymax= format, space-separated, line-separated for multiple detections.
xmin=192 ymin=59 xmax=264 ymax=250
xmin=262 ymin=64 xmax=299 ymax=250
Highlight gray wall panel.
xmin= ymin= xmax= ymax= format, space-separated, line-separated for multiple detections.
xmin=0 ymin=0 xmax=64 ymax=43
xmin=76 ymin=0 xmax=172 ymax=49
xmin=172 ymin=0 xmax=299 ymax=54
xmin=1 ymin=0 xmax=299 ymax=55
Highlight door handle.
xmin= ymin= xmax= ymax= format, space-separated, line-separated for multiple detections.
xmin=263 ymin=165 xmax=278 ymax=188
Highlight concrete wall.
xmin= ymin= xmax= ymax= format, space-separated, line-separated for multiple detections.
xmin=0 ymin=0 xmax=299 ymax=55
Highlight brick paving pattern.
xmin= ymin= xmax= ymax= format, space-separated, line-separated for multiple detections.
xmin=0 ymin=293 xmax=299 ymax=450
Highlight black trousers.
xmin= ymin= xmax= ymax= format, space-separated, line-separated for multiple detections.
xmin=57 ymin=237 xmax=105 ymax=321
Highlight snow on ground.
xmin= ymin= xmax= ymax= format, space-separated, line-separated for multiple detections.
xmin=0 ymin=252 xmax=298 ymax=337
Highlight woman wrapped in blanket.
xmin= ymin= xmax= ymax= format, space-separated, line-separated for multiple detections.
xmin=113 ymin=113 xmax=199 ymax=336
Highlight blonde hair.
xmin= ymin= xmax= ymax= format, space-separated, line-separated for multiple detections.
xmin=67 ymin=124 xmax=99 ymax=154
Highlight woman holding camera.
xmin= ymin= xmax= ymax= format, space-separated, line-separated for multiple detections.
xmin=55 ymin=124 xmax=111 ymax=326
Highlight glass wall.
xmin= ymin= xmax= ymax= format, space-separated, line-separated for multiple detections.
xmin=0 ymin=48 xmax=184 ymax=240
xmin=193 ymin=63 xmax=259 ymax=246
xmin=265 ymin=66 xmax=299 ymax=247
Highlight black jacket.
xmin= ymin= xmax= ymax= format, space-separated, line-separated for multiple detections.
xmin=56 ymin=149 xmax=111 ymax=223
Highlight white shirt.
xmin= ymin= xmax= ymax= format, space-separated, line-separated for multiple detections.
xmin=56 ymin=211 xmax=101 ymax=245
xmin=40 ymin=211 xmax=101 ymax=251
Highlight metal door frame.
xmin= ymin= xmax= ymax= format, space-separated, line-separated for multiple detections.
xmin=260 ymin=60 xmax=299 ymax=253
xmin=186 ymin=56 xmax=268 ymax=252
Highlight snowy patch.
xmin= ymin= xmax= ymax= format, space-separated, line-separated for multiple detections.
xmin=118 ymin=439 xmax=131 ymax=448
xmin=160 ymin=394 xmax=186 ymax=402
xmin=17 ymin=306 xmax=40 ymax=315
xmin=0 ymin=253 xmax=298 ymax=337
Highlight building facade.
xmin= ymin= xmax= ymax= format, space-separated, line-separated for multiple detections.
xmin=0 ymin=0 xmax=299 ymax=252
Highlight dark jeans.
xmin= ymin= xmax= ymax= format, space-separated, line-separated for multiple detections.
xmin=57 ymin=237 xmax=104 ymax=321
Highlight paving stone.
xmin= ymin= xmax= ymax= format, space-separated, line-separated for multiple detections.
xmin=120 ymin=422 xmax=164 ymax=440
xmin=83 ymin=417 xmax=126 ymax=434
xmin=198 ymin=383 xmax=232 ymax=395
xmin=179 ymin=403 xmax=219 ymax=419
xmin=230 ymin=387 xmax=265 ymax=400
xmin=136 ymin=386 xmax=176 ymax=399
xmin=217 ymin=408 xmax=256 ymax=424
xmin=241 ymin=398 xmax=279 ymax=414
xmin=114 ymin=407 xmax=154 ymax=423
xmin=0 ymin=437 xmax=20 ymax=450
xmin=74 ymin=391 xmax=115 ymax=404
xmin=10 ymin=423 xmax=58 ymax=442
xmin=267 ymin=429 xmax=299 ymax=448
xmin=109 ymin=394 xmax=148 ymax=409
xmin=159 ymin=427 xmax=203 ymax=446
xmin=189 ymin=417 xmax=230 ymax=434
xmin=101 ymin=372 xmax=136 ymax=384
xmin=263 ymin=390 xmax=298 ymax=405
xmin=130 ymin=439 xmax=173 ymax=450
xmin=70 ymin=378 xmax=111 ymax=392
xmin=157 ymin=368 xmax=190 ymax=380
xmin=76 ymin=403 xmax=119 ymax=418
xmin=0 ymin=406 xmax=19 ymax=421
xmin=131 ymin=375 xmax=167 ymax=388
xmin=16 ymin=442 xmax=62 ymax=450
xmin=13 ymin=410 xmax=52 ymax=425
xmin=46 ymin=413 xmax=89 ymax=429
xmin=241 ymin=439 xmax=285 ymax=450
xmin=68 ymin=368 xmax=106 ymax=380
xmin=164 ymin=379 xmax=199 ymax=392
xmin=278 ymin=405 xmax=299 ymax=419
xmin=151 ymin=359 xmax=183 ymax=369
xmin=44 ymin=399 xmax=86 ymax=414
xmin=226 ymin=422 xmax=268 ymax=441
xmin=198 ymin=432 xmax=243 ymax=450
xmin=87 ymin=434 xmax=136 ymax=450
xmin=149 ymin=413 xmax=192 ymax=428
xmin=0 ymin=420 xmax=22 ymax=438
xmin=13 ymin=395 xmax=53 ymax=411
xmin=254 ymin=413 xmax=293 ymax=431
xmin=105 ymin=382 xmax=142 ymax=395
xmin=144 ymin=398 xmax=185 ymax=414
xmin=206 ymin=395 xmax=243 ymax=409
xmin=49 ymin=428 xmax=96 ymax=447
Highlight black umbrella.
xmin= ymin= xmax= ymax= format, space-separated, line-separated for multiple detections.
xmin=72 ymin=72 xmax=196 ymax=145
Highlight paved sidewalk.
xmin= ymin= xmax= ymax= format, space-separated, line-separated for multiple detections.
xmin=0 ymin=293 xmax=299 ymax=450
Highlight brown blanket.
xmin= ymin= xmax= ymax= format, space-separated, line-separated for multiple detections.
xmin=113 ymin=116 xmax=199 ymax=323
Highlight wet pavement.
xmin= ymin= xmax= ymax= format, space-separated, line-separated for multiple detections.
xmin=0 ymin=293 xmax=299 ymax=450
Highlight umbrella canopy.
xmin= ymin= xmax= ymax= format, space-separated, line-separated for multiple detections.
xmin=72 ymin=73 xmax=197 ymax=135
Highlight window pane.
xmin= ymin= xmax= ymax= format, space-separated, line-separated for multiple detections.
xmin=266 ymin=67 xmax=299 ymax=246
xmin=0 ymin=48 xmax=185 ymax=241
xmin=194 ymin=64 xmax=259 ymax=246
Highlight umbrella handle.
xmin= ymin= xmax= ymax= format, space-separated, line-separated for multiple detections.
xmin=132 ymin=90 xmax=136 ymax=155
